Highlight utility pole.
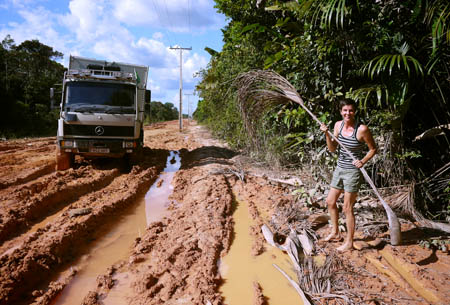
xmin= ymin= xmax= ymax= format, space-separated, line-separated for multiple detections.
xmin=184 ymin=92 xmax=195 ymax=124
xmin=170 ymin=46 xmax=192 ymax=131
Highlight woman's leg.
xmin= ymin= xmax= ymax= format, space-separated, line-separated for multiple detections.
xmin=337 ymin=191 xmax=358 ymax=251
xmin=324 ymin=187 xmax=343 ymax=241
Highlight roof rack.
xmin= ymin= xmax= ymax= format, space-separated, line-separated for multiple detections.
xmin=66 ymin=69 xmax=135 ymax=81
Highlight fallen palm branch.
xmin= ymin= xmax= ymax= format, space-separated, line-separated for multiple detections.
xmin=273 ymin=263 xmax=312 ymax=305
xmin=390 ymin=185 xmax=450 ymax=234
xmin=234 ymin=69 xmax=401 ymax=245
xmin=364 ymin=162 xmax=450 ymax=234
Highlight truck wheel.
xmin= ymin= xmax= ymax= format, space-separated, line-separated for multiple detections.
xmin=55 ymin=147 xmax=73 ymax=171
xmin=139 ymin=128 xmax=144 ymax=146
xmin=128 ymin=147 xmax=143 ymax=166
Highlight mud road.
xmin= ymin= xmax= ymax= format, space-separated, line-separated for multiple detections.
xmin=0 ymin=120 xmax=449 ymax=305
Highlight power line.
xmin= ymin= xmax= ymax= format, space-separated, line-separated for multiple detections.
xmin=187 ymin=0 xmax=192 ymax=47
xmin=151 ymin=0 xmax=173 ymax=46
xmin=162 ymin=0 xmax=174 ymax=33
xmin=187 ymin=0 xmax=191 ymax=34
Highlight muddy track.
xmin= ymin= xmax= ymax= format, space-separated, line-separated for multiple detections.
xmin=0 ymin=138 xmax=56 ymax=189
xmin=0 ymin=145 xmax=168 ymax=304
xmin=0 ymin=121 xmax=449 ymax=305
xmin=0 ymin=167 xmax=120 ymax=244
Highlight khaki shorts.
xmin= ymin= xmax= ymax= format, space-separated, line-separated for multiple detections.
xmin=330 ymin=167 xmax=362 ymax=193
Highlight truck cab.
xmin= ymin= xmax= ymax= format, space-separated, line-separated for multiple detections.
xmin=56 ymin=56 xmax=149 ymax=170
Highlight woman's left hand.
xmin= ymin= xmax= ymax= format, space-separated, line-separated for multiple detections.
xmin=353 ymin=160 xmax=364 ymax=168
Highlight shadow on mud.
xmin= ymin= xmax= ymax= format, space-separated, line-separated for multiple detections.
xmin=72 ymin=147 xmax=171 ymax=173
xmin=400 ymin=227 xmax=449 ymax=245
xmin=178 ymin=146 xmax=238 ymax=169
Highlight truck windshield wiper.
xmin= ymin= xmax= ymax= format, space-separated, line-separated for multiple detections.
xmin=104 ymin=106 xmax=135 ymax=114
xmin=72 ymin=105 xmax=105 ymax=113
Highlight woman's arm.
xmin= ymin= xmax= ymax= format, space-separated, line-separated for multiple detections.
xmin=354 ymin=125 xmax=377 ymax=168
xmin=320 ymin=121 xmax=340 ymax=153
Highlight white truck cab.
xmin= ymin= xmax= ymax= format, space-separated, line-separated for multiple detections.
xmin=56 ymin=56 xmax=149 ymax=170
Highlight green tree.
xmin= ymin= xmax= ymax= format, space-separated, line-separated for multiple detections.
xmin=1 ymin=35 xmax=65 ymax=137
xmin=146 ymin=101 xmax=179 ymax=123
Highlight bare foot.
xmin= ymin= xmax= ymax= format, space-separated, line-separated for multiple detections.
xmin=336 ymin=242 xmax=354 ymax=252
xmin=323 ymin=232 xmax=341 ymax=242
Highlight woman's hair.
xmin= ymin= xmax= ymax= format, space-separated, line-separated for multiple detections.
xmin=339 ymin=98 xmax=357 ymax=110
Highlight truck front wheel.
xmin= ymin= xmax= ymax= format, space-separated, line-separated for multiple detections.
xmin=55 ymin=147 xmax=74 ymax=171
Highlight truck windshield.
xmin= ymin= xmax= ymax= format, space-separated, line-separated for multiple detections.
xmin=65 ymin=82 xmax=135 ymax=111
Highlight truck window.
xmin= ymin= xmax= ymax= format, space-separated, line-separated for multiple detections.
xmin=65 ymin=82 xmax=135 ymax=107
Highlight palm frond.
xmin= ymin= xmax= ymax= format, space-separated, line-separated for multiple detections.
xmin=233 ymin=69 xmax=300 ymax=142
xmin=362 ymin=50 xmax=424 ymax=79
xmin=281 ymin=0 xmax=350 ymax=29
xmin=347 ymin=84 xmax=388 ymax=109
xmin=424 ymin=1 xmax=450 ymax=54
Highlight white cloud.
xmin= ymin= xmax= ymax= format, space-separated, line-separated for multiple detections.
xmin=112 ymin=0 xmax=224 ymax=32
xmin=0 ymin=6 xmax=69 ymax=62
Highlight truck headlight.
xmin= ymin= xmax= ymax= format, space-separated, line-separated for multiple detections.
xmin=61 ymin=140 xmax=74 ymax=148
xmin=123 ymin=141 xmax=136 ymax=148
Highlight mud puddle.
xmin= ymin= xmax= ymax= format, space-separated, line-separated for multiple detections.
xmin=51 ymin=151 xmax=181 ymax=305
xmin=145 ymin=150 xmax=181 ymax=224
xmin=219 ymin=199 xmax=302 ymax=305
xmin=50 ymin=197 xmax=148 ymax=305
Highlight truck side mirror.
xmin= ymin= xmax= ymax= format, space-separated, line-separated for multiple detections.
xmin=145 ymin=90 xmax=151 ymax=121
xmin=50 ymin=88 xmax=55 ymax=109
xmin=145 ymin=89 xmax=151 ymax=104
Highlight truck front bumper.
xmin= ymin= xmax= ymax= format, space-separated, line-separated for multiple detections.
xmin=58 ymin=138 xmax=139 ymax=157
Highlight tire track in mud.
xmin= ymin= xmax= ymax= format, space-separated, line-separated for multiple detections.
xmin=0 ymin=162 xmax=55 ymax=190
xmin=0 ymin=139 xmax=56 ymax=189
xmin=79 ymin=146 xmax=237 ymax=305
xmin=0 ymin=162 xmax=166 ymax=304
xmin=0 ymin=166 xmax=120 ymax=244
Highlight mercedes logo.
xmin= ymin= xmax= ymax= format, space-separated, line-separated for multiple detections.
xmin=94 ymin=126 xmax=105 ymax=135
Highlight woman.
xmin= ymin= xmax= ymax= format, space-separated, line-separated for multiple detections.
xmin=320 ymin=98 xmax=377 ymax=251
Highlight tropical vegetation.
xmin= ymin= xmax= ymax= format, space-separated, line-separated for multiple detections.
xmin=195 ymin=0 xmax=450 ymax=219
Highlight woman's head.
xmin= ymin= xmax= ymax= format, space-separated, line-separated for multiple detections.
xmin=339 ymin=98 xmax=357 ymax=111
xmin=339 ymin=98 xmax=357 ymax=123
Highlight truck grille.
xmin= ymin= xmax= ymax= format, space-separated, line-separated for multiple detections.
xmin=64 ymin=124 xmax=134 ymax=137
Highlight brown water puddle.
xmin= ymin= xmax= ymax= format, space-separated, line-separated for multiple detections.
xmin=51 ymin=151 xmax=181 ymax=305
xmin=219 ymin=199 xmax=303 ymax=305
xmin=50 ymin=195 xmax=148 ymax=305
xmin=145 ymin=151 xmax=180 ymax=224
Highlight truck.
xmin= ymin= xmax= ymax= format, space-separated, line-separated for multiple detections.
xmin=55 ymin=55 xmax=150 ymax=170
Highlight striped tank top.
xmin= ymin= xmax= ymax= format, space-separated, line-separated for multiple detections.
xmin=337 ymin=122 xmax=365 ymax=169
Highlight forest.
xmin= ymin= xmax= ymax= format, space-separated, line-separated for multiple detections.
xmin=194 ymin=0 xmax=450 ymax=220
xmin=0 ymin=35 xmax=65 ymax=137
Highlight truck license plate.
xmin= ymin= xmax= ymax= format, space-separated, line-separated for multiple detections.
xmin=90 ymin=148 xmax=110 ymax=153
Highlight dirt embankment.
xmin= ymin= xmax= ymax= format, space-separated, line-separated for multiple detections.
xmin=0 ymin=120 xmax=449 ymax=305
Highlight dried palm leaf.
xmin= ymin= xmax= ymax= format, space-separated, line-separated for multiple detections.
xmin=234 ymin=69 xmax=402 ymax=245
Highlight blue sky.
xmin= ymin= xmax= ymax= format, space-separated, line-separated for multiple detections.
xmin=0 ymin=0 xmax=227 ymax=114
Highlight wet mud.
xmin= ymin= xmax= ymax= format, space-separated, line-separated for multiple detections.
xmin=0 ymin=121 xmax=449 ymax=305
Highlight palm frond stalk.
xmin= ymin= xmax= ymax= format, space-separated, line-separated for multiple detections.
xmin=234 ymin=69 xmax=402 ymax=246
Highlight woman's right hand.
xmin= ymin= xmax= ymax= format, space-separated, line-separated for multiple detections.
xmin=320 ymin=124 xmax=328 ymax=134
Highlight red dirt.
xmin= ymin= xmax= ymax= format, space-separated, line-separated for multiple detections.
xmin=0 ymin=120 xmax=448 ymax=305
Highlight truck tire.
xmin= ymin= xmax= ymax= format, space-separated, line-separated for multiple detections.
xmin=55 ymin=147 xmax=74 ymax=171
xmin=139 ymin=128 xmax=144 ymax=146
xmin=128 ymin=146 xmax=143 ymax=166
